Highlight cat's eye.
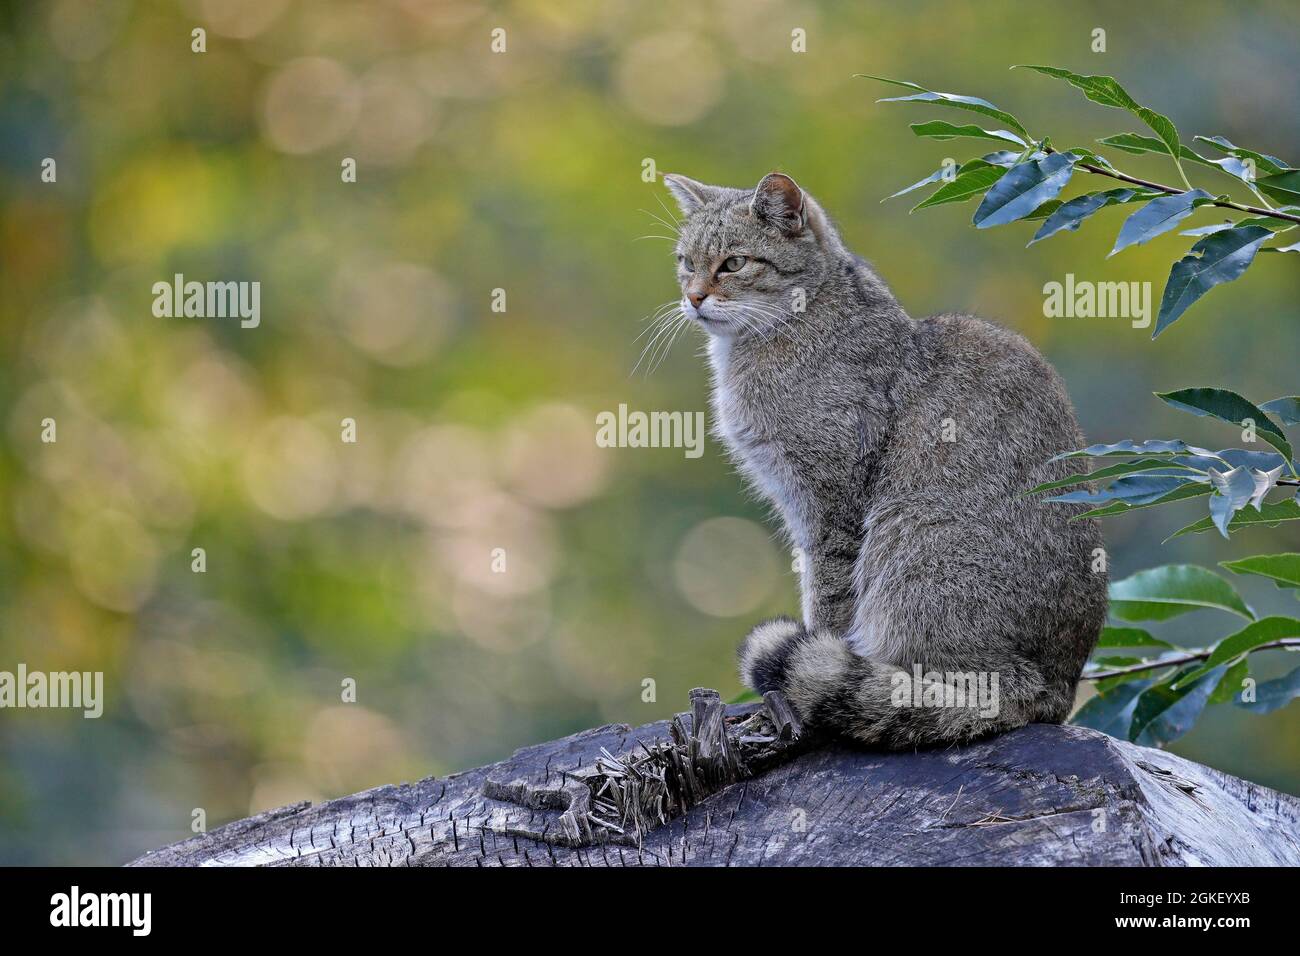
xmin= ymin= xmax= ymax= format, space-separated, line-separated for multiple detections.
xmin=718 ymin=255 xmax=747 ymax=273
xmin=677 ymin=254 xmax=695 ymax=273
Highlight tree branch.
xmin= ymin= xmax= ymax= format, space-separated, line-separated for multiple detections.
xmin=1086 ymin=637 xmax=1300 ymax=681
xmin=1041 ymin=147 xmax=1300 ymax=225
xmin=127 ymin=687 xmax=1300 ymax=867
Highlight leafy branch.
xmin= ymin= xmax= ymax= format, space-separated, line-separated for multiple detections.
xmin=1027 ymin=386 xmax=1300 ymax=539
xmin=1074 ymin=561 xmax=1300 ymax=746
xmin=1023 ymin=386 xmax=1300 ymax=745
xmin=1048 ymin=148 xmax=1295 ymax=223
xmin=1087 ymin=637 xmax=1300 ymax=681
xmin=861 ymin=67 xmax=1299 ymax=338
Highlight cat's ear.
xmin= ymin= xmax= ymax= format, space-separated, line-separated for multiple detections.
xmin=663 ymin=174 xmax=715 ymax=216
xmin=750 ymin=172 xmax=806 ymax=235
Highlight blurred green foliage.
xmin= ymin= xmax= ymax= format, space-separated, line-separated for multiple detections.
xmin=0 ymin=0 xmax=1298 ymax=864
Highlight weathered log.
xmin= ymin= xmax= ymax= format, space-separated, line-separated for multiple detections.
xmin=129 ymin=689 xmax=1300 ymax=867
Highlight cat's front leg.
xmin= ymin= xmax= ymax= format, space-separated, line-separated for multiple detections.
xmin=799 ymin=510 xmax=862 ymax=634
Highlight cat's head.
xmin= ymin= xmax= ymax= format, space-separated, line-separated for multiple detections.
xmin=663 ymin=171 xmax=843 ymax=338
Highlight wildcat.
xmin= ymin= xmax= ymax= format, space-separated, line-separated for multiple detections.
xmin=662 ymin=171 xmax=1107 ymax=749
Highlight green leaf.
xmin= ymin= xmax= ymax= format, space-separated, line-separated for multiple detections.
xmin=1092 ymin=655 xmax=1145 ymax=668
xmin=909 ymin=120 xmax=1027 ymax=146
xmin=1155 ymin=387 xmax=1294 ymax=466
xmin=1255 ymin=170 xmax=1300 ymax=205
xmin=1166 ymin=497 xmax=1300 ymax=540
xmin=1220 ymin=553 xmax=1300 ymax=589
xmin=1183 ymin=214 xmax=1298 ymax=236
xmin=887 ymin=167 xmax=957 ymax=201
xmin=1154 ymin=225 xmax=1273 ymax=338
xmin=1260 ymin=397 xmax=1300 ymax=426
xmin=1097 ymin=661 xmax=1184 ymax=693
xmin=1096 ymin=626 xmax=1176 ymax=650
xmin=1052 ymin=439 xmax=1224 ymax=462
xmin=1023 ymin=458 xmax=1197 ymax=496
xmin=1021 ymin=199 xmax=1063 ymax=221
xmin=1070 ymin=678 xmax=1154 ymax=737
xmin=1248 ymin=465 xmax=1286 ymax=511
xmin=1179 ymin=448 xmax=1293 ymax=473
xmin=857 ymin=75 xmax=929 ymax=93
xmin=1155 ymin=147 xmax=1268 ymax=187
xmin=1193 ymin=135 xmax=1294 ymax=176
xmin=887 ymin=159 xmax=985 ymax=201
xmin=887 ymin=152 xmax=1019 ymax=201
xmin=1109 ymin=190 xmax=1212 ymax=256
xmin=728 ymin=689 xmax=762 ymax=705
xmin=1013 ymin=66 xmax=1188 ymax=182
xmin=1013 ymin=66 xmax=1138 ymax=109
xmin=1245 ymin=210 xmax=1300 ymax=232
xmin=1178 ymin=224 xmax=1232 ymax=237
xmin=1208 ymin=465 xmax=1259 ymax=537
xmin=1027 ymin=188 xmax=1151 ymax=245
xmin=1097 ymin=132 xmax=1217 ymax=168
xmin=1208 ymin=658 xmax=1250 ymax=705
xmin=1235 ymin=664 xmax=1300 ymax=714
xmin=1172 ymin=616 xmax=1300 ymax=688
xmin=1071 ymin=480 xmax=1212 ymax=520
xmin=1109 ymin=564 xmax=1254 ymax=622
xmin=1046 ymin=475 xmax=1203 ymax=507
xmin=1208 ymin=157 xmax=1256 ymax=184
xmin=859 ymin=75 xmax=1031 ymax=138
xmin=1130 ymin=665 xmax=1226 ymax=746
xmin=973 ymin=152 xmax=1078 ymax=228
xmin=1059 ymin=146 xmax=1114 ymax=170
xmin=910 ymin=164 xmax=1007 ymax=211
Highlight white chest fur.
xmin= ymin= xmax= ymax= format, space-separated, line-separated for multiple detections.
xmin=706 ymin=337 xmax=813 ymax=551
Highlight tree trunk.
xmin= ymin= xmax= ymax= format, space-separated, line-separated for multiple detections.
xmin=129 ymin=689 xmax=1300 ymax=867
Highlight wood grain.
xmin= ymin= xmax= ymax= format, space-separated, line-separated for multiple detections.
xmin=129 ymin=691 xmax=1300 ymax=867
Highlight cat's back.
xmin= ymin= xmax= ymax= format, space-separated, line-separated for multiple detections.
xmin=908 ymin=311 xmax=1084 ymax=449
xmin=879 ymin=311 xmax=1089 ymax=515
xmin=869 ymin=310 xmax=1105 ymax=589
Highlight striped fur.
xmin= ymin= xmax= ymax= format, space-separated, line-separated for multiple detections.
xmin=669 ymin=172 xmax=1108 ymax=751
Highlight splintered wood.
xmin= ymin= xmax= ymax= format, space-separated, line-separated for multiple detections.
xmin=579 ymin=688 xmax=806 ymax=846
xmin=484 ymin=688 xmax=808 ymax=849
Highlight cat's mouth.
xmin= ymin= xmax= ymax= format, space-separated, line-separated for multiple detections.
xmin=682 ymin=298 xmax=740 ymax=335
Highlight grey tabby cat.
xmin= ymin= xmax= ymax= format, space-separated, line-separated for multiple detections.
xmin=663 ymin=170 xmax=1107 ymax=749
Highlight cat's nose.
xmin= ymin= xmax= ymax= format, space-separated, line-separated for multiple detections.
xmin=687 ymin=290 xmax=707 ymax=308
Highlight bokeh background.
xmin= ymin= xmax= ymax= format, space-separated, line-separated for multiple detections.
xmin=1 ymin=0 xmax=1298 ymax=865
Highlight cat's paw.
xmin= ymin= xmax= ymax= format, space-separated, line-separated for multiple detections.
xmin=737 ymin=616 xmax=807 ymax=694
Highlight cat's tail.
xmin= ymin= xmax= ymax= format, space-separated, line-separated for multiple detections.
xmin=738 ymin=617 xmax=1036 ymax=750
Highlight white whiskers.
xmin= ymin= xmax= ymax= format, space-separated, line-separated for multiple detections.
xmin=716 ymin=300 xmax=802 ymax=346
xmin=632 ymin=299 xmax=691 ymax=376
